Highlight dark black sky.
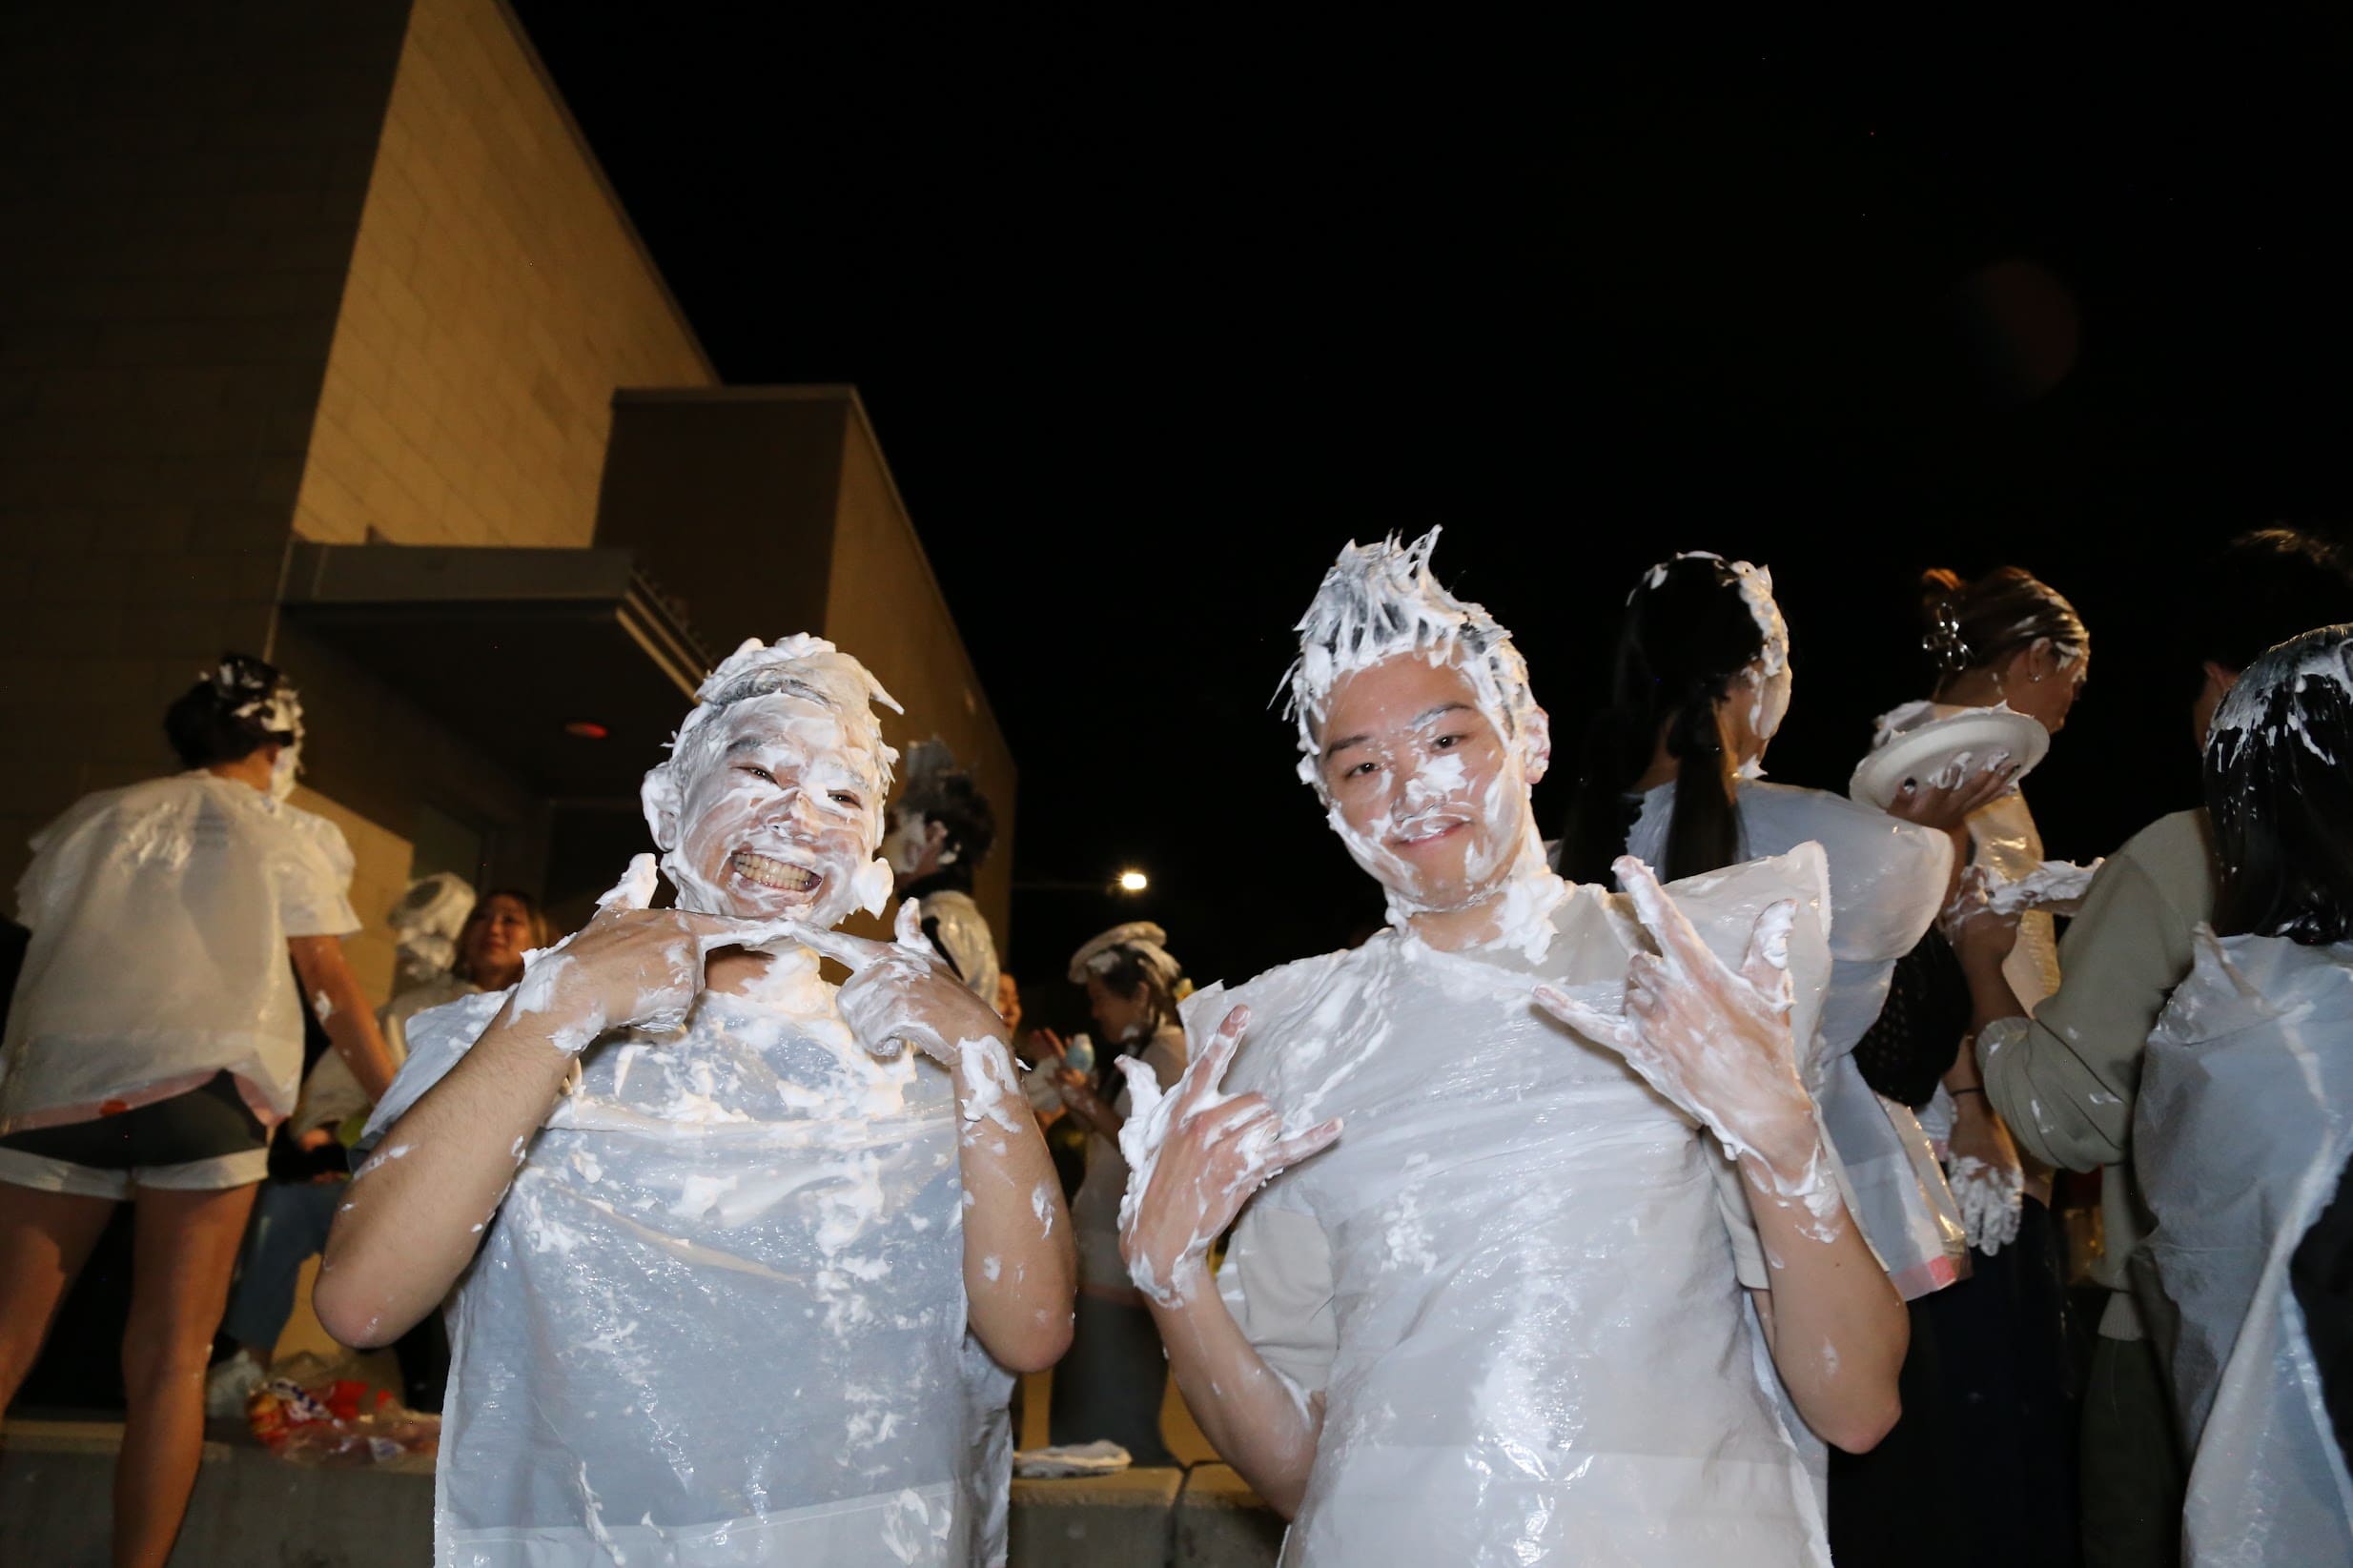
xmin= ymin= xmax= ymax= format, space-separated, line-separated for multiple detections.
xmin=509 ymin=11 xmax=2349 ymax=1017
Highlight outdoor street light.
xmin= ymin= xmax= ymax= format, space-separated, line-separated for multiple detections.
xmin=1116 ymin=869 xmax=1149 ymax=893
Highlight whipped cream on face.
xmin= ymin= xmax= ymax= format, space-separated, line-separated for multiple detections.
xmin=1282 ymin=530 xmax=1560 ymax=950
xmin=641 ymin=636 xmax=904 ymax=928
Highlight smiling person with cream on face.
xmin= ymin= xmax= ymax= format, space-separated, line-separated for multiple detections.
xmin=315 ymin=635 xmax=1074 ymax=1568
xmin=1117 ymin=532 xmax=1906 ymax=1567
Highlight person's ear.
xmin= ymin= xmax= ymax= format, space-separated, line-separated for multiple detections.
xmin=2202 ymin=660 xmax=2240 ymax=700
xmin=925 ymin=818 xmax=949 ymax=851
xmin=1521 ymin=703 xmax=1553 ymax=786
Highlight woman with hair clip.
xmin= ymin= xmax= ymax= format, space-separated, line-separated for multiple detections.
xmin=1561 ymin=552 xmax=2014 ymax=1565
xmin=2119 ymin=624 xmax=2353 ymax=1565
xmin=1850 ymin=562 xmax=2092 ymax=1568
xmin=1030 ymin=922 xmax=1190 ymax=1465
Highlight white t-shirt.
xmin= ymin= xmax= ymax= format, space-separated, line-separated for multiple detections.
xmin=367 ymin=947 xmax=992 ymax=1567
xmin=1 ymin=772 xmax=359 ymax=1131
xmin=1201 ymin=859 xmax=1836 ymax=1568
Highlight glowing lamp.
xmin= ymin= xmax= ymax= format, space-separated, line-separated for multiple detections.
xmin=1116 ymin=869 xmax=1149 ymax=893
xmin=563 ymin=720 xmax=610 ymax=740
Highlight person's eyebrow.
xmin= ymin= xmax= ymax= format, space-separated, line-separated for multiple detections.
xmin=723 ymin=735 xmax=772 ymax=758
xmin=1411 ymin=703 xmax=1474 ymax=726
xmin=1323 ymin=732 xmax=1372 ymax=760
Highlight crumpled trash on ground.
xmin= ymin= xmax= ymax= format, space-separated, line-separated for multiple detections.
xmin=1013 ymin=1440 xmax=1132 ymax=1478
xmin=244 ymin=1351 xmax=438 ymax=1471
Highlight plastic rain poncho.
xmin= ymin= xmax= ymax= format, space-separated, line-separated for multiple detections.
xmin=365 ymin=944 xmax=990 ymax=1568
xmin=2136 ymin=929 xmax=2353 ymax=1566
xmin=1630 ymin=779 xmax=1967 ymax=1296
xmin=911 ymin=887 xmax=999 ymax=1005
xmin=1199 ymin=851 xmax=1838 ymax=1567
xmin=1 ymin=772 xmax=358 ymax=1134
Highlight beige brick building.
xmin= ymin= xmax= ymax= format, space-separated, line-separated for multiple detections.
xmin=0 ymin=0 xmax=1011 ymax=1001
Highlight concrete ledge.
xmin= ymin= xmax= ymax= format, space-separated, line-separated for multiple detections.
xmin=1008 ymin=1465 xmax=1183 ymax=1567
xmin=1173 ymin=1463 xmax=1287 ymax=1567
xmin=4 ymin=1423 xmax=1290 ymax=1567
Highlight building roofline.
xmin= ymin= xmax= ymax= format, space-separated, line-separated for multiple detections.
xmin=491 ymin=0 xmax=720 ymax=384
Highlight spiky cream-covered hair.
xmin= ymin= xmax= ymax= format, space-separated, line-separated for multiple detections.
xmin=1282 ymin=528 xmax=1547 ymax=792
xmin=641 ymin=634 xmax=903 ymax=856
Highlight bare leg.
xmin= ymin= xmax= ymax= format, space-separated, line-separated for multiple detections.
xmin=114 ymin=1183 xmax=257 ymax=1568
xmin=0 ymin=1182 xmax=115 ymax=1408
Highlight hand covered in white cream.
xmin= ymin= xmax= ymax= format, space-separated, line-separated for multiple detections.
xmin=1117 ymin=1005 xmax=1343 ymax=1308
xmin=511 ymin=853 xmax=811 ymax=1053
xmin=1945 ymin=1092 xmax=2025 ymax=1254
xmin=1939 ymin=865 xmax=2021 ymax=974
xmin=789 ymin=904 xmax=1009 ymax=1048
xmin=1533 ymin=856 xmax=1818 ymax=1184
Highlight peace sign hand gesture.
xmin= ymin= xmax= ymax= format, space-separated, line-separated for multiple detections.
xmin=1116 ymin=1004 xmax=1343 ymax=1308
xmin=1533 ymin=856 xmax=1821 ymax=1189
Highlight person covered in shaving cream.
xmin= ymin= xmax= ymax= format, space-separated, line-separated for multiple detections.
xmin=0 ymin=654 xmax=397 ymax=1568
xmin=2134 ymin=623 xmax=2353 ymax=1566
xmin=1119 ymin=532 xmax=1907 ymax=1566
xmin=317 ymin=635 xmax=1074 ymax=1568
xmin=886 ymin=739 xmax=1002 ymax=1003
xmin=1030 ymin=922 xmax=1190 ymax=1464
xmin=1559 ymin=553 xmax=2011 ymax=1565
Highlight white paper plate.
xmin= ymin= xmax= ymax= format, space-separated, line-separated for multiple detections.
xmin=1849 ymin=708 xmax=2049 ymax=809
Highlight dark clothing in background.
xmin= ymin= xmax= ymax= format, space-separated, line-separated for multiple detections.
xmin=1854 ymin=929 xmax=1971 ymax=1109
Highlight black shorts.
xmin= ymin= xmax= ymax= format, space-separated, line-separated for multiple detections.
xmin=0 ymin=1071 xmax=269 ymax=1171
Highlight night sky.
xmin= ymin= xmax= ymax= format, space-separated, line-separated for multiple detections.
xmin=508 ymin=11 xmax=2348 ymax=1024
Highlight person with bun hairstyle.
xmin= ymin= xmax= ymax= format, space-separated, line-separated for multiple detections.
xmin=1030 ymin=922 xmax=1189 ymax=1464
xmin=1842 ymin=564 xmax=2091 ymax=1568
xmin=0 ymin=655 xmax=396 ymax=1568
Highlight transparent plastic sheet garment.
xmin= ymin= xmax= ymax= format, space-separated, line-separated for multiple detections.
xmin=914 ymin=889 xmax=999 ymax=1007
xmin=2137 ymin=930 xmax=2353 ymax=1566
xmin=368 ymin=967 xmax=990 ymax=1568
xmin=1193 ymin=853 xmax=1836 ymax=1567
xmin=1632 ymin=781 xmax=1969 ymax=1296
xmin=1069 ymin=1026 xmax=1185 ymax=1291
xmin=0 ymin=773 xmax=358 ymax=1130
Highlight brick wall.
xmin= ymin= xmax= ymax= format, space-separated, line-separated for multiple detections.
xmin=294 ymin=0 xmax=715 ymax=552
xmin=0 ymin=0 xmax=411 ymax=892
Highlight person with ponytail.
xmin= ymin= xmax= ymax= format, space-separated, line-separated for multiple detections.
xmin=1028 ymin=922 xmax=1191 ymax=1465
xmin=1562 ymin=553 xmax=2019 ymax=1567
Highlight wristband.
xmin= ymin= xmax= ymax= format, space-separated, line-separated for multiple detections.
xmin=1951 ymin=1087 xmax=1986 ymax=1100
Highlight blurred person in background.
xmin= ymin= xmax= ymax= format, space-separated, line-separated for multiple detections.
xmin=0 ymin=655 xmax=395 ymax=1568
xmin=888 ymin=739 xmax=1000 ymax=1001
xmin=205 ymin=886 xmax=549 ymax=1415
xmin=1030 ymin=923 xmax=1189 ymax=1465
xmin=1970 ymin=528 xmax=2353 ymax=1568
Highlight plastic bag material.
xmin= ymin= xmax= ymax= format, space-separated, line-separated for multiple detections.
xmin=0 ymin=773 xmax=359 ymax=1131
xmin=914 ymin=887 xmax=999 ymax=1004
xmin=245 ymin=1351 xmax=439 ymax=1472
xmin=2137 ymin=929 xmax=2353 ymax=1565
xmin=1630 ymin=781 xmax=1968 ymax=1297
xmin=1197 ymin=853 xmax=1836 ymax=1568
xmin=368 ymin=949 xmax=991 ymax=1567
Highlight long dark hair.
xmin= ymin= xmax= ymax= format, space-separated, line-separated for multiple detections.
xmin=2206 ymin=625 xmax=2353 ymax=945
xmin=1560 ymin=556 xmax=1768 ymax=886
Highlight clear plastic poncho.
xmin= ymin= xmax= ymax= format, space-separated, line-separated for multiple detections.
xmin=1201 ymin=852 xmax=1837 ymax=1567
xmin=1 ymin=772 xmax=358 ymax=1132
xmin=2136 ymin=928 xmax=2353 ymax=1566
xmin=1632 ymin=779 xmax=1968 ymax=1296
xmin=367 ymin=944 xmax=991 ymax=1567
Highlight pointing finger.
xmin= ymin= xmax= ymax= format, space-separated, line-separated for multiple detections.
xmin=1185 ymin=1004 xmax=1251 ymax=1106
xmin=596 ymin=853 xmax=661 ymax=914
xmin=776 ymin=920 xmax=893 ymax=974
xmin=1610 ymin=856 xmax=1721 ymax=981
xmin=1531 ymin=984 xmax=1636 ymax=1052
xmin=1266 ymin=1116 xmax=1344 ymax=1171
xmin=892 ymin=899 xmax=930 ymax=953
